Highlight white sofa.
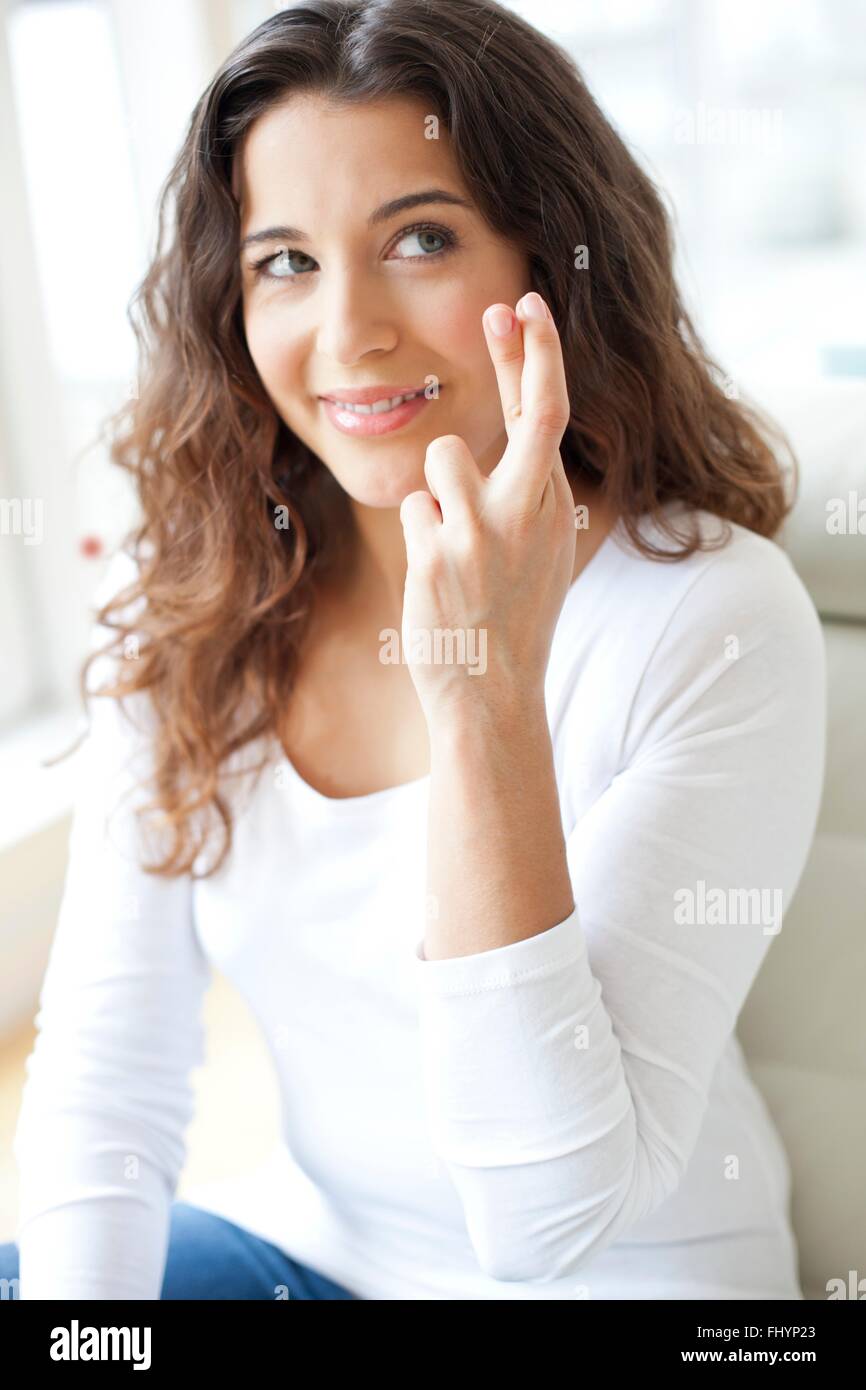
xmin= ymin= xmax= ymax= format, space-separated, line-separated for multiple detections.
xmin=736 ymin=377 xmax=866 ymax=1301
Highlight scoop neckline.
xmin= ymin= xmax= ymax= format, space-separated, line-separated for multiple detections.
xmin=271 ymin=516 xmax=626 ymax=812
xmin=274 ymin=745 xmax=431 ymax=813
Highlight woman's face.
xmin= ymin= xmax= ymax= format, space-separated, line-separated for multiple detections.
xmin=234 ymin=93 xmax=533 ymax=510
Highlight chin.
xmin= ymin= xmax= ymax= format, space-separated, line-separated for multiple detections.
xmin=329 ymin=459 xmax=430 ymax=510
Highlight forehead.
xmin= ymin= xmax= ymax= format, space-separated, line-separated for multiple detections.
xmin=232 ymin=93 xmax=464 ymax=227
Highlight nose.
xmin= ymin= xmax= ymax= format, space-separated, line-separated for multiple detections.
xmin=313 ymin=263 xmax=399 ymax=365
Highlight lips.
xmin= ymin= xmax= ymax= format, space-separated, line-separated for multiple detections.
xmin=318 ymin=384 xmax=428 ymax=406
xmin=320 ymin=389 xmax=435 ymax=437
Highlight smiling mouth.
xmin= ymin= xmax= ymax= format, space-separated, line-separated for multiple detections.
xmin=329 ymin=391 xmax=424 ymax=415
xmin=319 ymin=388 xmax=440 ymax=437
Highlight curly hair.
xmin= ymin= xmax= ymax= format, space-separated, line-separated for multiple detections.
xmin=61 ymin=0 xmax=797 ymax=879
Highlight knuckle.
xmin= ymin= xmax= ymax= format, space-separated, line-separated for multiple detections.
xmin=401 ymin=489 xmax=427 ymax=516
xmin=502 ymin=496 xmax=540 ymax=532
xmin=533 ymin=398 xmax=570 ymax=437
xmin=450 ymin=522 xmax=481 ymax=562
xmin=493 ymin=342 xmax=525 ymax=366
xmin=425 ymin=450 xmax=456 ymax=481
xmin=427 ymin=433 xmax=464 ymax=455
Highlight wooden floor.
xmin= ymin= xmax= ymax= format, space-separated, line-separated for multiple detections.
xmin=0 ymin=970 xmax=280 ymax=1243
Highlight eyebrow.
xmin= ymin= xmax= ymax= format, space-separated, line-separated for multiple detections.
xmin=239 ymin=188 xmax=473 ymax=253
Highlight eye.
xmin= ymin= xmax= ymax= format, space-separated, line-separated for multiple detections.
xmin=247 ymin=221 xmax=458 ymax=283
xmin=250 ymin=248 xmax=316 ymax=282
xmin=389 ymin=222 xmax=457 ymax=260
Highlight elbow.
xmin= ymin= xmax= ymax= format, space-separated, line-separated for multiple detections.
xmin=466 ymin=1133 xmax=687 ymax=1286
xmin=474 ymin=1219 xmax=634 ymax=1287
xmin=464 ymin=1201 xmax=617 ymax=1285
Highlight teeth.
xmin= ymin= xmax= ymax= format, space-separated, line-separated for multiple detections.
xmin=331 ymin=391 xmax=420 ymax=415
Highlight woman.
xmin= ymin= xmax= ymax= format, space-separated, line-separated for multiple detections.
xmin=4 ymin=0 xmax=825 ymax=1300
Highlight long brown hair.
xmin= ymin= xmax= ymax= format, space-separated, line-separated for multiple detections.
xmin=66 ymin=0 xmax=797 ymax=879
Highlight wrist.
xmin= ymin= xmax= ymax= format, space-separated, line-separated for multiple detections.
xmin=427 ymin=685 xmax=550 ymax=761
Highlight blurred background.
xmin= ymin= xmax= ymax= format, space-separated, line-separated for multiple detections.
xmin=1 ymin=0 xmax=864 ymax=1294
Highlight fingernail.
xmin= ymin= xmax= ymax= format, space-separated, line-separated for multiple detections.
xmin=485 ymin=306 xmax=515 ymax=337
xmin=519 ymin=292 xmax=549 ymax=321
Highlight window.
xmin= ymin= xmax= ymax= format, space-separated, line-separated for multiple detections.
xmin=508 ymin=0 xmax=866 ymax=382
xmin=0 ymin=0 xmax=215 ymax=740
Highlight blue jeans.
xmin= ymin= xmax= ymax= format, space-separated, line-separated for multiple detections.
xmin=0 ymin=1200 xmax=359 ymax=1300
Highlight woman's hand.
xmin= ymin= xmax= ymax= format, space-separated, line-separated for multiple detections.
xmin=399 ymin=290 xmax=577 ymax=729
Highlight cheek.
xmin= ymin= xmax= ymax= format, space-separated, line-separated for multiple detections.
xmin=420 ymin=295 xmax=498 ymax=413
xmin=435 ymin=292 xmax=510 ymax=460
xmin=436 ymin=299 xmax=498 ymax=395
xmin=244 ymin=307 xmax=301 ymax=390
xmin=421 ymin=279 xmax=487 ymax=365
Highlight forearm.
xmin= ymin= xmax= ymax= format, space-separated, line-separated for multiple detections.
xmin=422 ymin=696 xmax=575 ymax=960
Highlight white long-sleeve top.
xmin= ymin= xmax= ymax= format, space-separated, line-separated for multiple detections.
xmin=13 ymin=501 xmax=826 ymax=1300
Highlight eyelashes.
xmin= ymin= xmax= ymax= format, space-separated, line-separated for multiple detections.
xmin=248 ymin=221 xmax=460 ymax=284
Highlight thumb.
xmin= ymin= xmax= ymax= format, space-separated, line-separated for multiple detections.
xmin=399 ymin=489 xmax=441 ymax=563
